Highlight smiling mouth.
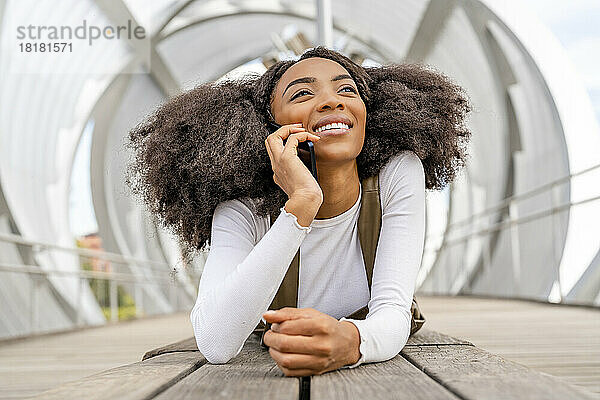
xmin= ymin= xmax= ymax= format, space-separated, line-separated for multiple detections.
xmin=314 ymin=122 xmax=351 ymax=134
xmin=314 ymin=124 xmax=351 ymax=137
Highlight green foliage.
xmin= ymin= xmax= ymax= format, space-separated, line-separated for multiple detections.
xmin=76 ymin=239 xmax=138 ymax=321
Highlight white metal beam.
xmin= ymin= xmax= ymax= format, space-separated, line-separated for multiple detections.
xmin=404 ymin=0 xmax=457 ymax=62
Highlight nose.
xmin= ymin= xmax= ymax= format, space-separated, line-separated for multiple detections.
xmin=316 ymin=90 xmax=345 ymax=112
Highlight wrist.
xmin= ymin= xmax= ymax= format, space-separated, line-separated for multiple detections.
xmin=339 ymin=321 xmax=361 ymax=365
xmin=291 ymin=189 xmax=323 ymax=204
xmin=284 ymin=194 xmax=321 ymax=228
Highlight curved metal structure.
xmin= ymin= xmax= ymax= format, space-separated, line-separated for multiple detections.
xmin=0 ymin=0 xmax=598 ymax=338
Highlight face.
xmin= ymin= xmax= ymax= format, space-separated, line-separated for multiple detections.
xmin=270 ymin=57 xmax=367 ymax=165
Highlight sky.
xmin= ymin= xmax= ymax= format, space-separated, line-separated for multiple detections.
xmin=522 ymin=0 xmax=600 ymax=123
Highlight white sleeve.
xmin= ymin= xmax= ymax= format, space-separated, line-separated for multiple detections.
xmin=190 ymin=199 xmax=312 ymax=364
xmin=339 ymin=151 xmax=426 ymax=368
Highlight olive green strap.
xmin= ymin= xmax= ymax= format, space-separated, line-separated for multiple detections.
xmin=257 ymin=209 xmax=301 ymax=347
xmin=357 ymin=174 xmax=381 ymax=296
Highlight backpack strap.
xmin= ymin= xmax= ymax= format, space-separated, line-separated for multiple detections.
xmin=339 ymin=174 xmax=380 ymax=321
xmin=357 ymin=174 xmax=381 ymax=295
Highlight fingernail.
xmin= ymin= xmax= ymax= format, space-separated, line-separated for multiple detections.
xmin=264 ymin=310 xmax=276 ymax=315
xmin=272 ymin=323 xmax=280 ymax=332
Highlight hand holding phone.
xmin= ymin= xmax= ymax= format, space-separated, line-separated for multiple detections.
xmin=268 ymin=121 xmax=318 ymax=183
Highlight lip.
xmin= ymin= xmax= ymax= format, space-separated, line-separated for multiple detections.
xmin=312 ymin=114 xmax=353 ymax=133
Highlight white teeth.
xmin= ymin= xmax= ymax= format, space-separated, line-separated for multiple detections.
xmin=315 ymin=122 xmax=350 ymax=133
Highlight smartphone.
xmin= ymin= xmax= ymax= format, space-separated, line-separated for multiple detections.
xmin=268 ymin=121 xmax=318 ymax=182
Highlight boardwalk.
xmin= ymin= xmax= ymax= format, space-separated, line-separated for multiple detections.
xmin=0 ymin=313 xmax=193 ymax=400
xmin=0 ymin=296 xmax=598 ymax=399
xmin=417 ymin=295 xmax=600 ymax=398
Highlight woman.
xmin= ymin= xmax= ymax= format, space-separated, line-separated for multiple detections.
xmin=126 ymin=46 xmax=471 ymax=377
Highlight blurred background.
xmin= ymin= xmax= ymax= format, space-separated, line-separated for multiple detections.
xmin=0 ymin=0 xmax=599 ymax=398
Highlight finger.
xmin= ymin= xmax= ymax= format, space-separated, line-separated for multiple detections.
xmin=265 ymin=138 xmax=275 ymax=167
xmin=280 ymin=366 xmax=316 ymax=377
xmin=263 ymin=307 xmax=315 ymax=323
xmin=282 ymin=132 xmax=320 ymax=157
xmin=269 ymin=347 xmax=323 ymax=370
xmin=276 ymin=124 xmax=307 ymax=142
xmin=264 ymin=330 xmax=326 ymax=355
xmin=266 ymin=127 xmax=306 ymax=156
xmin=275 ymin=319 xmax=325 ymax=336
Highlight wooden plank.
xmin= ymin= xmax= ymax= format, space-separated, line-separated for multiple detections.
xmin=154 ymin=333 xmax=298 ymax=400
xmin=31 ymin=352 xmax=205 ymax=400
xmin=406 ymin=329 xmax=474 ymax=346
xmin=142 ymin=337 xmax=198 ymax=360
xmin=401 ymin=344 xmax=596 ymax=400
xmin=311 ymin=353 xmax=461 ymax=400
xmin=142 ymin=329 xmax=472 ymax=362
xmin=0 ymin=312 xmax=193 ymax=399
xmin=416 ymin=295 xmax=600 ymax=397
xmin=142 ymin=330 xmax=265 ymax=360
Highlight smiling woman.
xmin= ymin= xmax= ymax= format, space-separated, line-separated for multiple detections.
xmin=126 ymin=46 xmax=471 ymax=376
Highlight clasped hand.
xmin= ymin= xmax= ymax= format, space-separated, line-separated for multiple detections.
xmin=262 ymin=307 xmax=360 ymax=377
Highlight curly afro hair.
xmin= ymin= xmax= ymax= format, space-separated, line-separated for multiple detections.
xmin=126 ymin=46 xmax=471 ymax=261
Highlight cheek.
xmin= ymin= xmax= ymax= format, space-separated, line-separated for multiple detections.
xmin=276 ymin=105 xmax=310 ymax=126
xmin=349 ymin=100 xmax=367 ymax=126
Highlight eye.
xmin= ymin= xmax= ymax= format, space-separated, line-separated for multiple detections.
xmin=340 ymin=86 xmax=357 ymax=94
xmin=291 ymin=89 xmax=312 ymax=100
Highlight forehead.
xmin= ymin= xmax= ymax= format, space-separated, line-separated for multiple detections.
xmin=275 ymin=57 xmax=352 ymax=93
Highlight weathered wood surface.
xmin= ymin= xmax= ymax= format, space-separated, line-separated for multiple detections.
xmin=310 ymin=329 xmax=469 ymax=400
xmin=142 ymin=331 xmax=264 ymax=360
xmin=142 ymin=337 xmax=198 ymax=360
xmin=311 ymin=353 xmax=461 ymax=400
xmin=417 ymin=295 xmax=600 ymax=398
xmin=30 ymin=326 xmax=595 ymax=400
xmin=402 ymin=345 xmax=595 ymax=400
xmin=31 ymin=352 xmax=205 ymax=400
xmin=0 ymin=312 xmax=193 ymax=400
xmin=141 ymin=328 xmax=471 ymax=361
xmin=154 ymin=334 xmax=298 ymax=400
xmin=405 ymin=329 xmax=473 ymax=346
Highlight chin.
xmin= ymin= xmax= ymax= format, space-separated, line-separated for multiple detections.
xmin=314 ymin=147 xmax=360 ymax=164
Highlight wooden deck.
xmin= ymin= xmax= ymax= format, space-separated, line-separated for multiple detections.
xmin=416 ymin=295 xmax=600 ymax=398
xmin=0 ymin=312 xmax=193 ymax=400
xmin=1 ymin=295 xmax=598 ymax=399
xmin=30 ymin=329 xmax=594 ymax=400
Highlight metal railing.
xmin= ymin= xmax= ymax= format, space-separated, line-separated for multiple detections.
xmin=0 ymin=231 xmax=200 ymax=337
xmin=0 ymin=261 xmax=176 ymax=329
xmin=419 ymin=162 xmax=600 ymax=303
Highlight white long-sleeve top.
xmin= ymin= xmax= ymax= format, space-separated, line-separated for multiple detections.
xmin=190 ymin=150 xmax=426 ymax=368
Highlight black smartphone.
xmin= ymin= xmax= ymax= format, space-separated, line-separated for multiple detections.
xmin=268 ymin=121 xmax=318 ymax=182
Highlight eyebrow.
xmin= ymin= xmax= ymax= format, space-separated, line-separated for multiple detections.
xmin=282 ymin=74 xmax=354 ymax=98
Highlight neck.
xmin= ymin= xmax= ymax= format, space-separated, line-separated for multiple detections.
xmin=314 ymin=159 xmax=360 ymax=219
